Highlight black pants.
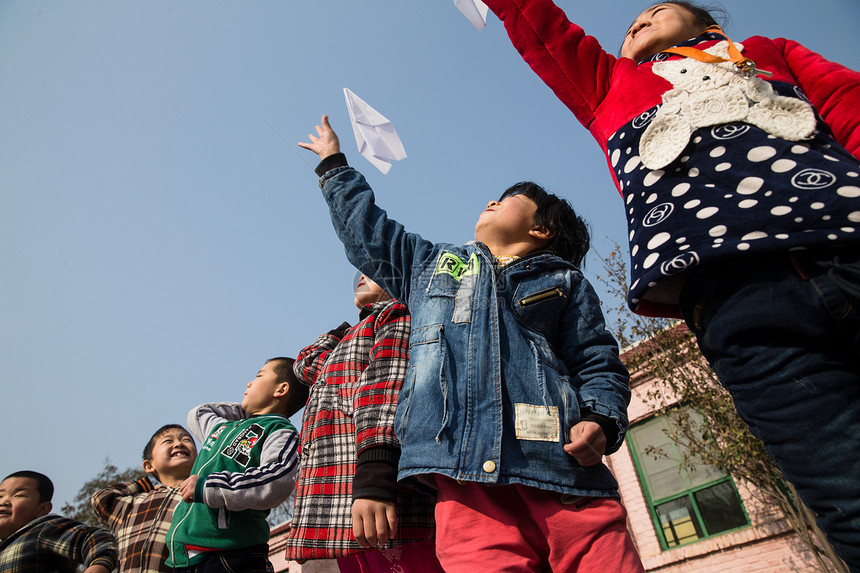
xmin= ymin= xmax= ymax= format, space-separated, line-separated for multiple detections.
xmin=173 ymin=544 xmax=274 ymax=573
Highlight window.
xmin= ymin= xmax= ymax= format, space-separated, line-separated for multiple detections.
xmin=627 ymin=411 xmax=749 ymax=549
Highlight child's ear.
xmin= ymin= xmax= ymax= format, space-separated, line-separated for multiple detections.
xmin=142 ymin=459 xmax=157 ymax=476
xmin=35 ymin=501 xmax=52 ymax=519
xmin=529 ymin=226 xmax=554 ymax=241
xmin=273 ymin=381 xmax=290 ymax=398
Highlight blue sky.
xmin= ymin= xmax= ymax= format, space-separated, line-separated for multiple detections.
xmin=2 ymin=0 xmax=858 ymax=510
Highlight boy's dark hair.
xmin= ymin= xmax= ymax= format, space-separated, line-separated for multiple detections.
xmin=4 ymin=471 xmax=54 ymax=502
xmin=266 ymin=357 xmax=309 ymax=417
xmin=143 ymin=424 xmax=191 ymax=461
xmin=499 ymin=182 xmax=591 ymax=267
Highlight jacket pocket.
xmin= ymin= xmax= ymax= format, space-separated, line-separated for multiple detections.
xmin=513 ymin=280 xmax=568 ymax=331
xmin=397 ymin=324 xmax=447 ymax=445
xmin=528 ymin=338 xmax=581 ymax=442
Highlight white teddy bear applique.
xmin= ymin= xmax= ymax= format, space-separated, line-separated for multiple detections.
xmin=639 ymin=41 xmax=816 ymax=170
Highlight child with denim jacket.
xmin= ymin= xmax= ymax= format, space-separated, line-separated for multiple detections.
xmin=477 ymin=2 xmax=860 ymax=566
xmin=298 ymin=116 xmax=644 ymax=572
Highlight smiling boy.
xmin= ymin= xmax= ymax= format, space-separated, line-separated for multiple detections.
xmin=91 ymin=424 xmax=198 ymax=572
xmin=1 ymin=471 xmax=117 ymax=573
xmin=165 ymin=358 xmax=306 ymax=573
xmin=299 ymin=116 xmax=643 ymax=571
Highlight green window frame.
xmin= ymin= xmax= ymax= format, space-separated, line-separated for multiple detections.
xmin=627 ymin=411 xmax=750 ymax=550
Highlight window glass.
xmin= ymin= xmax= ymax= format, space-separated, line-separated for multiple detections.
xmin=628 ymin=411 xmax=750 ymax=549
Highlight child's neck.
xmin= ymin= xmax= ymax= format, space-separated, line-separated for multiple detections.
xmin=154 ymin=473 xmax=186 ymax=488
xmin=483 ymin=240 xmax=540 ymax=260
xmin=248 ymin=405 xmax=286 ymax=416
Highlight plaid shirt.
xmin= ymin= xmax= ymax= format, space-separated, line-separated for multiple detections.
xmin=0 ymin=514 xmax=117 ymax=573
xmin=285 ymin=300 xmax=436 ymax=561
xmin=91 ymin=476 xmax=179 ymax=573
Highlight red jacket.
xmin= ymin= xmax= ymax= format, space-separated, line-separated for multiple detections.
xmin=485 ymin=0 xmax=860 ymax=316
xmin=285 ymin=300 xmax=435 ymax=561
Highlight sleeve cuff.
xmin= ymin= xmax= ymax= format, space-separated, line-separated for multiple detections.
xmin=315 ymin=153 xmax=348 ymax=177
xmin=194 ymin=476 xmax=207 ymax=503
xmin=352 ymin=446 xmax=400 ymax=502
xmin=136 ymin=476 xmax=154 ymax=492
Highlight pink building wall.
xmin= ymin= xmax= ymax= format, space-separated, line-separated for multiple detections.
xmin=610 ymin=364 xmax=825 ymax=572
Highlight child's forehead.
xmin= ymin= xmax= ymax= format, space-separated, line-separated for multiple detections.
xmin=0 ymin=476 xmax=38 ymax=493
xmin=627 ymin=3 xmax=671 ymax=31
xmin=157 ymin=428 xmax=191 ymax=441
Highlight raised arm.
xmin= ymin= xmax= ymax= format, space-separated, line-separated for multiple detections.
xmin=293 ymin=321 xmax=351 ymax=386
xmin=90 ymin=476 xmax=153 ymax=529
xmin=186 ymin=402 xmax=244 ymax=442
xmin=774 ymin=38 xmax=860 ymax=160
xmin=299 ymin=116 xmax=439 ymax=303
xmin=482 ymin=0 xmax=618 ymax=128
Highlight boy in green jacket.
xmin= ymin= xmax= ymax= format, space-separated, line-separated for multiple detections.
xmin=166 ymin=357 xmax=308 ymax=572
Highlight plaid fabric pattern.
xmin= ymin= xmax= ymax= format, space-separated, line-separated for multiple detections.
xmin=0 ymin=514 xmax=117 ymax=573
xmin=91 ymin=476 xmax=180 ymax=572
xmin=285 ymin=300 xmax=436 ymax=561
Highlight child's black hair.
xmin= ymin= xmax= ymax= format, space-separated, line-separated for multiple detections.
xmin=142 ymin=424 xmax=191 ymax=461
xmin=266 ymin=357 xmax=309 ymax=417
xmin=499 ymin=182 xmax=591 ymax=267
xmin=659 ymin=1 xmax=722 ymax=28
xmin=4 ymin=470 xmax=54 ymax=503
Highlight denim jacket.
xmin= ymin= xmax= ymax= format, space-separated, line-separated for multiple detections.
xmin=317 ymin=157 xmax=630 ymax=497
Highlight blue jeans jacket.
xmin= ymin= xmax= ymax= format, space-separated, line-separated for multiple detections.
xmin=320 ymin=164 xmax=630 ymax=497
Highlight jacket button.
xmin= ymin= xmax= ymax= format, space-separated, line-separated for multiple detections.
xmin=482 ymin=460 xmax=496 ymax=473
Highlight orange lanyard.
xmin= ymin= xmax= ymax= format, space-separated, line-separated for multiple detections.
xmin=661 ymin=26 xmax=772 ymax=77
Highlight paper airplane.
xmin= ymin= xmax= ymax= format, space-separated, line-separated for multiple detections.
xmin=455 ymin=0 xmax=489 ymax=30
xmin=343 ymin=88 xmax=407 ymax=174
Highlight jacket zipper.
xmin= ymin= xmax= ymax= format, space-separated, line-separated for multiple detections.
xmin=518 ymin=288 xmax=565 ymax=308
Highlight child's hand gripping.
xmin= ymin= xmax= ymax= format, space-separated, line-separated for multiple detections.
xmin=352 ymin=498 xmax=397 ymax=548
xmin=179 ymin=475 xmax=200 ymax=503
xmin=563 ymin=421 xmax=607 ymax=467
xmin=299 ymin=114 xmax=341 ymax=160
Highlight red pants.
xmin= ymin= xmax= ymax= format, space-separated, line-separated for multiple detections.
xmin=434 ymin=476 xmax=644 ymax=572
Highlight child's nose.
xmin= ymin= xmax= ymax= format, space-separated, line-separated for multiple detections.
xmin=487 ymin=200 xmax=499 ymax=209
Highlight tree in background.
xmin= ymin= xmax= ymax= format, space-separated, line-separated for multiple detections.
xmin=598 ymin=243 xmax=847 ymax=573
xmin=61 ymin=458 xmax=140 ymax=526
xmin=63 ymin=458 xmax=295 ymax=529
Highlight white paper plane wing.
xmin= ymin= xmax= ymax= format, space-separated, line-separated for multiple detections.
xmin=454 ymin=0 xmax=488 ymax=30
xmin=343 ymin=88 xmax=407 ymax=174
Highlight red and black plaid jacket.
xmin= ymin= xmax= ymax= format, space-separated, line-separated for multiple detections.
xmin=285 ymin=299 xmax=436 ymax=561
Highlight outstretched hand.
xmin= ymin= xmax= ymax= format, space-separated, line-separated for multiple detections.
xmin=563 ymin=420 xmax=607 ymax=466
xmin=352 ymin=498 xmax=397 ymax=548
xmin=298 ymin=114 xmax=341 ymax=160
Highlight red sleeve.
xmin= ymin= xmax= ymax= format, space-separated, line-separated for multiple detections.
xmin=294 ymin=331 xmax=343 ymax=386
xmin=353 ymin=302 xmax=410 ymax=455
xmin=483 ymin=0 xmax=617 ymax=128
xmin=773 ymin=37 xmax=860 ymax=160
